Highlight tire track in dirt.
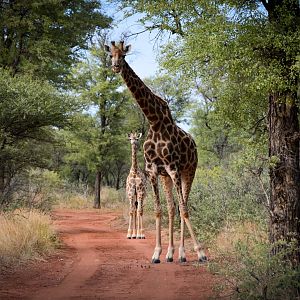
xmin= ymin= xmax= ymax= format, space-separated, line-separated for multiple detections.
xmin=1 ymin=209 xmax=216 ymax=300
xmin=32 ymin=211 xmax=118 ymax=300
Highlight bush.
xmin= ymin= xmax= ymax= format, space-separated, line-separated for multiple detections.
xmin=189 ymin=164 xmax=267 ymax=243
xmin=100 ymin=187 xmax=126 ymax=209
xmin=210 ymin=226 xmax=300 ymax=299
xmin=0 ymin=209 xmax=57 ymax=267
xmin=1 ymin=169 xmax=64 ymax=212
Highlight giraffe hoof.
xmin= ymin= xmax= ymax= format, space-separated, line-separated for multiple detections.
xmin=151 ymin=259 xmax=160 ymax=264
xmin=127 ymin=237 xmax=131 ymax=239
xmin=199 ymin=256 xmax=208 ymax=263
xmin=179 ymin=257 xmax=187 ymax=263
xmin=166 ymin=257 xmax=173 ymax=263
xmin=141 ymin=237 xmax=145 ymax=239
xmin=137 ymin=236 xmax=141 ymax=239
xmin=132 ymin=236 xmax=136 ymax=239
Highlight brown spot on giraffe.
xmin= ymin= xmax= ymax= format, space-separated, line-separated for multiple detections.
xmin=105 ymin=41 xmax=207 ymax=264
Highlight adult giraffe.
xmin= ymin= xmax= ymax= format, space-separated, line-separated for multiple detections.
xmin=105 ymin=41 xmax=207 ymax=263
xmin=126 ymin=132 xmax=147 ymax=239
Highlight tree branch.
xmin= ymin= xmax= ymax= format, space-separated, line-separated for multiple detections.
xmin=260 ymin=0 xmax=269 ymax=11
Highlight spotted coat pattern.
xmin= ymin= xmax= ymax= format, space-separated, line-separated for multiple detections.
xmin=105 ymin=41 xmax=206 ymax=263
xmin=126 ymin=132 xmax=147 ymax=239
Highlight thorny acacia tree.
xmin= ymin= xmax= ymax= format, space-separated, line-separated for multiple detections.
xmin=118 ymin=0 xmax=300 ymax=263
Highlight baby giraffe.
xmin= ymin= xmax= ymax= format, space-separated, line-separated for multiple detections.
xmin=126 ymin=132 xmax=147 ymax=239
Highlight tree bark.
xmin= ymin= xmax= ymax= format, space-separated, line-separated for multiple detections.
xmin=268 ymin=92 xmax=300 ymax=263
xmin=0 ymin=163 xmax=5 ymax=203
xmin=93 ymin=170 xmax=101 ymax=209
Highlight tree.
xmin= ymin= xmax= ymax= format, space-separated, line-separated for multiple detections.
xmin=144 ymin=74 xmax=193 ymax=124
xmin=0 ymin=0 xmax=111 ymax=85
xmin=0 ymin=0 xmax=112 ymax=208
xmin=68 ymin=32 xmax=138 ymax=208
xmin=0 ymin=69 xmax=79 ymax=206
xmin=117 ymin=0 xmax=300 ymax=262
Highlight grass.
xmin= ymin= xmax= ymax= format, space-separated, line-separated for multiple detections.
xmin=213 ymin=221 xmax=268 ymax=254
xmin=54 ymin=186 xmax=126 ymax=210
xmin=208 ymin=221 xmax=300 ymax=299
xmin=0 ymin=209 xmax=57 ymax=267
xmin=54 ymin=193 xmax=92 ymax=209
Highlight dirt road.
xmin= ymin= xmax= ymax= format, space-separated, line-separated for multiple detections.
xmin=0 ymin=209 xmax=215 ymax=299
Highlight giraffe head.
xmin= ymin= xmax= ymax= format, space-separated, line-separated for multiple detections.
xmin=127 ymin=132 xmax=142 ymax=146
xmin=105 ymin=41 xmax=131 ymax=73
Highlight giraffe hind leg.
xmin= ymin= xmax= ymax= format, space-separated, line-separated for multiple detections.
xmin=182 ymin=172 xmax=207 ymax=263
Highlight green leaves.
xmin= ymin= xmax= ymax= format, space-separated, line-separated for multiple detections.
xmin=0 ymin=0 xmax=111 ymax=85
xmin=0 ymin=69 xmax=79 ymax=139
xmin=0 ymin=69 xmax=81 ymax=190
xmin=62 ymin=32 xmax=141 ymax=187
xmin=144 ymin=74 xmax=193 ymax=124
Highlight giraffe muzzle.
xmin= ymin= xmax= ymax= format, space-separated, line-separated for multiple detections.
xmin=112 ymin=64 xmax=121 ymax=73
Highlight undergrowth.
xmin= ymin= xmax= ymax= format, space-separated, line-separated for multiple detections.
xmin=210 ymin=223 xmax=300 ymax=299
xmin=0 ymin=209 xmax=57 ymax=267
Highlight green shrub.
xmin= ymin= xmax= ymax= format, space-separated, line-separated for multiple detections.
xmin=210 ymin=234 xmax=300 ymax=299
xmin=189 ymin=164 xmax=267 ymax=243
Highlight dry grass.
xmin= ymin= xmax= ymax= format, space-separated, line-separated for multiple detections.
xmin=0 ymin=209 xmax=57 ymax=266
xmin=54 ymin=193 xmax=92 ymax=209
xmin=55 ymin=187 xmax=126 ymax=210
xmin=100 ymin=187 xmax=126 ymax=209
xmin=214 ymin=221 xmax=267 ymax=253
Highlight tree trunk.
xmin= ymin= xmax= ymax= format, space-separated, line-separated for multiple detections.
xmin=93 ymin=170 xmax=101 ymax=209
xmin=0 ymin=163 xmax=5 ymax=205
xmin=115 ymin=173 xmax=120 ymax=190
xmin=268 ymin=92 xmax=300 ymax=263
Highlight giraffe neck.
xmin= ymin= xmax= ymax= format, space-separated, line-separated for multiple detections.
xmin=130 ymin=143 xmax=138 ymax=174
xmin=121 ymin=61 xmax=174 ymax=127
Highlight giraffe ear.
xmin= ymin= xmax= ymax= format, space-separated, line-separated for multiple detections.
xmin=138 ymin=133 xmax=142 ymax=139
xmin=104 ymin=45 xmax=110 ymax=54
xmin=124 ymin=44 xmax=131 ymax=53
xmin=127 ymin=133 xmax=131 ymax=139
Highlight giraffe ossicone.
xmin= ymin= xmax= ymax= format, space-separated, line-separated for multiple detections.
xmin=126 ymin=132 xmax=147 ymax=239
xmin=105 ymin=41 xmax=207 ymax=263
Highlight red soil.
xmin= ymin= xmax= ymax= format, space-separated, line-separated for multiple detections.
xmin=0 ymin=209 xmax=216 ymax=299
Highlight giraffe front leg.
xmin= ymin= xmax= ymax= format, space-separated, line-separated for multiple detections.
xmin=127 ymin=197 xmax=136 ymax=239
xmin=132 ymin=204 xmax=137 ymax=239
xmin=178 ymin=215 xmax=186 ymax=263
xmin=152 ymin=213 xmax=162 ymax=263
xmin=136 ymin=200 xmax=141 ymax=239
xmin=127 ymin=213 xmax=133 ymax=239
xmin=161 ymin=175 xmax=175 ymax=262
xmin=166 ymin=206 xmax=175 ymax=262
xmin=136 ymin=198 xmax=145 ymax=239
xmin=150 ymin=175 xmax=162 ymax=263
